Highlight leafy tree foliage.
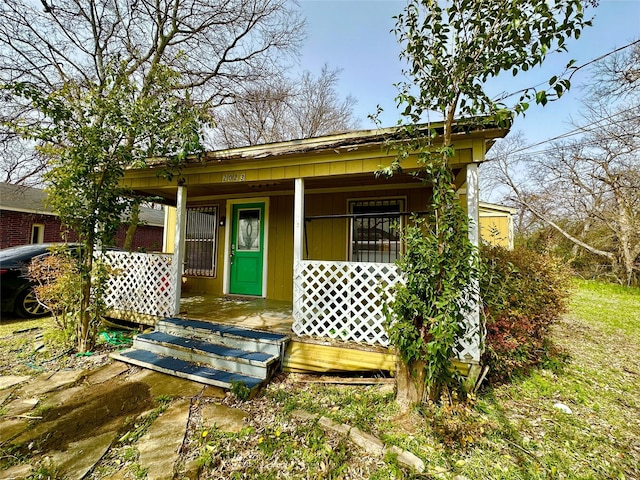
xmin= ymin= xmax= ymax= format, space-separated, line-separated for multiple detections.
xmin=6 ymin=64 xmax=209 ymax=351
xmin=384 ymin=0 xmax=590 ymax=406
xmin=480 ymin=244 xmax=571 ymax=383
xmin=384 ymin=154 xmax=477 ymax=404
xmin=393 ymin=0 xmax=590 ymax=135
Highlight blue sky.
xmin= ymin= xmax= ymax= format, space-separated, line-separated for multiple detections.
xmin=296 ymin=0 xmax=640 ymax=148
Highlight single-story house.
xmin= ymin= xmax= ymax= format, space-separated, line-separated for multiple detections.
xmin=0 ymin=182 xmax=165 ymax=251
xmin=111 ymin=120 xmax=510 ymax=376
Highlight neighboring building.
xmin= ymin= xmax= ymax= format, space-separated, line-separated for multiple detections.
xmin=478 ymin=201 xmax=516 ymax=250
xmin=0 ymin=182 xmax=164 ymax=251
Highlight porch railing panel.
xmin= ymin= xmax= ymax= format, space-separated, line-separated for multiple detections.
xmin=293 ymin=259 xmax=482 ymax=362
xmin=100 ymin=251 xmax=176 ymax=319
xmin=292 ymin=260 xmax=400 ymax=346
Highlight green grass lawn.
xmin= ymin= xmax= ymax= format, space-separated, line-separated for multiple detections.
xmin=193 ymin=279 xmax=639 ymax=479
xmin=569 ymin=279 xmax=640 ymax=337
xmin=0 ymin=315 xmax=54 ymax=338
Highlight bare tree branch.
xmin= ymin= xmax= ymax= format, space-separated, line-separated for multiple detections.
xmin=213 ymin=65 xmax=360 ymax=148
xmin=0 ymin=0 xmax=305 ymax=184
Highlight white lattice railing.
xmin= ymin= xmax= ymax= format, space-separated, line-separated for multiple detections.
xmin=100 ymin=251 xmax=176 ymax=319
xmin=292 ymin=260 xmax=482 ymax=362
xmin=293 ymin=261 xmax=400 ymax=346
xmin=455 ymin=289 xmax=482 ymax=363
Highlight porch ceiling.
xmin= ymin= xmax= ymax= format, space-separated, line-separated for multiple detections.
xmin=125 ymin=169 xmax=451 ymax=206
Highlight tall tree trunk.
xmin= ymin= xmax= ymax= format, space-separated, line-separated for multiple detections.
xmin=78 ymin=240 xmax=94 ymax=353
xmin=395 ymin=358 xmax=428 ymax=412
xmin=612 ymin=182 xmax=637 ymax=286
xmin=124 ymin=199 xmax=141 ymax=252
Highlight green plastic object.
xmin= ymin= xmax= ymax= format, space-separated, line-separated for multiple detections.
xmin=99 ymin=330 xmax=133 ymax=347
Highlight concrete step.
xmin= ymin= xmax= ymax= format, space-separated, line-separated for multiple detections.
xmin=133 ymin=331 xmax=277 ymax=379
xmin=111 ymin=349 xmax=263 ymax=391
xmin=157 ymin=317 xmax=289 ymax=358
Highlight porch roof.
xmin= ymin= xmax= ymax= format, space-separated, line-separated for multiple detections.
xmin=122 ymin=119 xmax=510 ymax=204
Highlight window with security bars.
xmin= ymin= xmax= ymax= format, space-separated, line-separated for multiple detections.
xmin=185 ymin=206 xmax=218 ymax=276
xmin=349 ymin=199 xmax=403 ymax=263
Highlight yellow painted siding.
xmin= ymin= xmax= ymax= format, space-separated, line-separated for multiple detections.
xmin=480 ymin=216 xmax=511 ymax=248
xmin=171 ymin=197 xmax=294 ymax=301
xmin=123 ymin=147 xmax=479 ymax=191
xmin=183 ymin=276 xmax=223 ymax=296
xmin=282 ymin=340 xmax=473 ymax=376
xmin=305 ymin=187 xmax=431 ymax=262
xmin=283 ymin=340 xmax=396 ymax=373
xmin=266 ymin=195 xmax=294 ymax=301
xmin=164 ymin=206 xmax=176 ymax=253
xmin=164 ymin=186 xmax=433 ymax=299
xmin=457 ymin=195 xmax=513 ymax=248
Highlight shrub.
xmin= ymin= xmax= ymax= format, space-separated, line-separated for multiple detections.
xmin=480 ymin=244 xmax=571 ymax=383
xmin=28 ymin=247 xmax=82 ymax=347
xmin=28 ymin=246 xmax=110 ymax=352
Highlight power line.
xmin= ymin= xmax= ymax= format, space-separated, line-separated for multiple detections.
xmin=501 ymin=134 xmax=639 ymax=158
xmin=494 ymin=39 xmax=640 ymax=104
xmin=503 ymin=104 xmax=640 ymax=155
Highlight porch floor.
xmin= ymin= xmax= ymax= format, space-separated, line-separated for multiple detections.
xmin=174 ymin=293 xmax=397 ymax=374
xmin=177 ymin=294 xmax=293 ymax=335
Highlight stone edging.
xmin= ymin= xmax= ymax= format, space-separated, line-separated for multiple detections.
xmin=290 ymin=409 xmax=425 ymax=473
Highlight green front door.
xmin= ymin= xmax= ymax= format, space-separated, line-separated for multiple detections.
xmin=229 ymin=203 xmax=265 ymax=296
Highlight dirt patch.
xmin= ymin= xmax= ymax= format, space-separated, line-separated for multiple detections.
xmin=16 ymin=379 xmax=155 ymax=454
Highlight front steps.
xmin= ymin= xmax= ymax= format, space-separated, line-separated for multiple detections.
xmin=111 ymin=317 xmax=289 ymax=393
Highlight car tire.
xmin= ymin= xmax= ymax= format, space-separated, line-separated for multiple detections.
xmin=15 ymin=289 xmax=49 ymax=318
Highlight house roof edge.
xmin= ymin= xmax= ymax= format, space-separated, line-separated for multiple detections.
xmin=144 ymin=115 xmax=511 ymax=167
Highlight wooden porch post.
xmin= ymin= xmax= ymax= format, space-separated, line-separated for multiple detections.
xmin=293 ymin=178 xmax=305 ymax=265
xmin=172 ymin=185 xmax=187 ymax=316
xmin=466 ymin=160 xmax=481 ymax=363
xmin=467 ymin=163 xmax=479 ymax=247
xmin=292 ymin=178 xmax=305 ymax=332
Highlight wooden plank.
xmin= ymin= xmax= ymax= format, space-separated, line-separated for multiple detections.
xmin=285 ymin=165 xmax=300 ymax=178
xmin=300 ymin=164 xmax=315 ymax=178
xmin=105 ymin=309 xmax=157 ymax=327
xmin=283 ymin=340 xmax=396 ymax=373
xmin=313 ymin=163 xmax=331 ymax=176
xmin=361 ymin=158 xmax=383 ymax=172
xmin=271 ymin=166 xmax=285 ymax=179
xmin=330 ymin=161 xmax=347 ymax=176
xmin=451 ymin=360 xmax=471 ymax=377
xmin=291 ymin=374 xmax=395 ymax=385
xmin=283 ymin=339 xmax=472 ymax=377
xmin=258 ymin=168 xmax=272 ymax=180
xmin=331 ymin=191 xmax=347 ymax=260
xmin=345 ymin=159 xmax=363 ymax=174
xmin=267 ymin=195 xmax=294 ymax=301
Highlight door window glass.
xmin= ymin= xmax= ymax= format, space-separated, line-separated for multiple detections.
xmin=236 ymin=209 xmax=261 ymax=251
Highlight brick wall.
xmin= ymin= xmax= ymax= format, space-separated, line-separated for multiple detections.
xmin=112 ymin=224 xmax=164 ymax=252
xmin=1 ymin=209 xmax=163 ymax=251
